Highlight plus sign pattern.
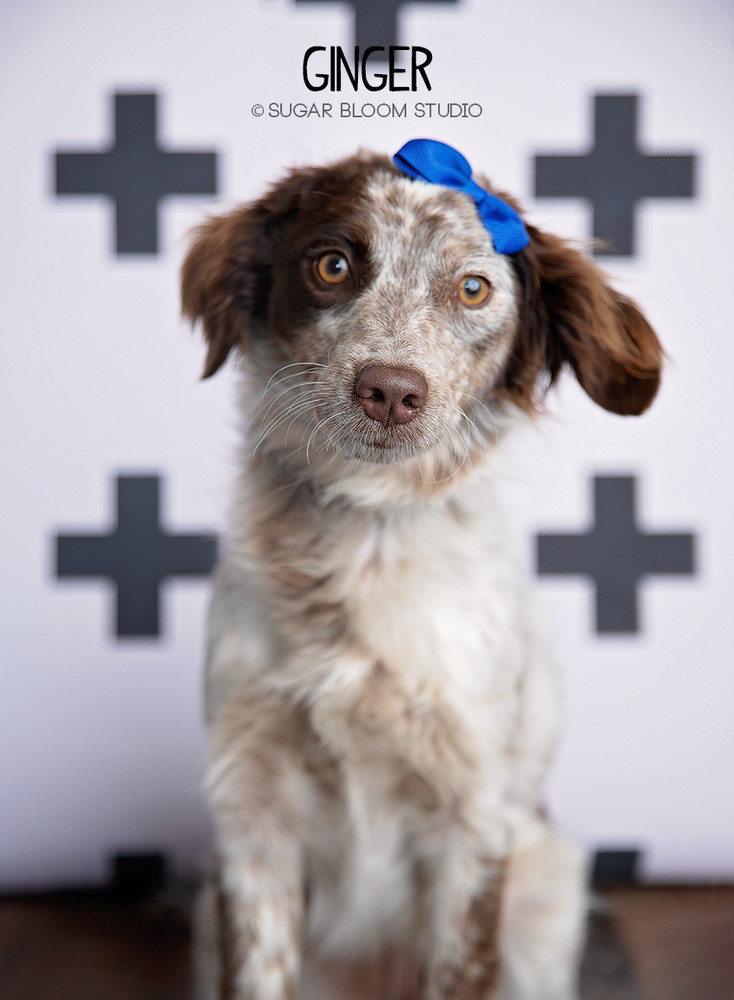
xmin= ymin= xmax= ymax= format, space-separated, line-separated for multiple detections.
xmin=56 ymin=475 xmax=218 ymax=638
xmin=296 ymin=0 xmax=459 ymax=49
xmin=55 ymin=92 xmax=218 ymax=254
xmin=537 ymin=476 xmax=696 ymax=634
xmin=534 ymin=94 xmax=696 ymax=256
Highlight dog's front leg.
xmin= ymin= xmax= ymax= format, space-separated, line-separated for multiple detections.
xmin=212 ymin=836 xmax=303 ymax=1000
xmin=206 ymin=693 xmax=307 ymax=1000
xmin=421 ymin=849 xmax=505 ymax=1000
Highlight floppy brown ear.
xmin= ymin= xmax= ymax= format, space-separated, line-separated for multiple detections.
xmin=505 ymin=225 xmax=663 ymax=415
xmin=181 ymin=207 xmax=254 ymax=378
xmin=181 ymin=176 xmax=307 ymax=378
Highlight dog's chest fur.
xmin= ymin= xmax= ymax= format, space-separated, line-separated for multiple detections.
xmin=305 ymin=495 xmax=528 ymax=950
xmin=213 ymin=471 xmax=540 ymax=957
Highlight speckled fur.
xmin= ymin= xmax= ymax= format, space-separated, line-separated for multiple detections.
xmin=182 ymin=150 xmax=662 ymax=1000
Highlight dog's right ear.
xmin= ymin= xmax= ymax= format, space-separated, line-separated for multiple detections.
xmin=181 ymin=206 xmax=260 ymax=378
xmin=181 ymin=178 xmax=306 ymax=378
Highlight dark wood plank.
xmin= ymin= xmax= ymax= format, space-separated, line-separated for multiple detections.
xmin=608 ymin=887 xmax=734 ymax=1000
xmin=0 ymin=895 xmax=193 ymax=1000
xmin=2 ymin=886 xmax=732 ymax=1000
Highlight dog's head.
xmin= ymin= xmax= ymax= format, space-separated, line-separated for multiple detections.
xmin=182 ymin=149 xmax=662 ymax=479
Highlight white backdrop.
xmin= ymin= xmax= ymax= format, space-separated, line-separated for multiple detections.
xmin=1 ymin=0 xmax=732 ymax=891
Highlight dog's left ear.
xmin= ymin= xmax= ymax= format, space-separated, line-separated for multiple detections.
xmin=505 ymin=224 xmax=663 ymax=415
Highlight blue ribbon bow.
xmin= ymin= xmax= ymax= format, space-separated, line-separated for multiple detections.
xmin=393 ymin=138 xmax=529 ymax=255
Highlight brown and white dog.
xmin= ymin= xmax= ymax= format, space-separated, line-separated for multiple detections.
xmin=182 ymin=145 xmax=662 ymax=1000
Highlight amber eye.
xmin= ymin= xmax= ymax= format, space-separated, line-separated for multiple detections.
xmin=316 ymin=251 xmax=351 ymax=284
xmin=456 ymin=275 xmax=492 ymax=307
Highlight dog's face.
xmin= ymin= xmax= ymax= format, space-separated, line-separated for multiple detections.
xmin=182 ymin=151 xmax=662 ymax=474
xmin=261 ymin=161 xmax=521 ymax=465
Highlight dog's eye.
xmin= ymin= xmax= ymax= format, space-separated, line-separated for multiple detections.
xmin=456 ymin=275 xmax=492 ymax=308
xmin=316 ymin=252 xmax=351 ymax=285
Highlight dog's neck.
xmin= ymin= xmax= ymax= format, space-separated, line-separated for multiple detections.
xmin=247 ymin=435 xmax=495 ymax=513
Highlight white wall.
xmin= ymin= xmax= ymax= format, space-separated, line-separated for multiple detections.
xmin=1 ymin=0 xmax=732 ymax=889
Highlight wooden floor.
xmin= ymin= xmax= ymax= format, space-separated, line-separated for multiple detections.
xmin=1 ymin=885 xmax=733 ymax=999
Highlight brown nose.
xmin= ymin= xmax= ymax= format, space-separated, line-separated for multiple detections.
xmin=354 ymin=365 xmax=428 ymax=426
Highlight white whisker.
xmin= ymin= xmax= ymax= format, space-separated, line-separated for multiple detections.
xmin=251 ymin=385 xmax=331 ymax=456
xmin=261 ymin=361 xmax=327 ymax=397
xmin=256 ymin=380 xmax=329 ymax=437
xmin=305 ymin=414 xmax=337 ymax=465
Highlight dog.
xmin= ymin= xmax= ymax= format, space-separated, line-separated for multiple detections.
xmin=181 ymin=139 xmax=662 ymax=1000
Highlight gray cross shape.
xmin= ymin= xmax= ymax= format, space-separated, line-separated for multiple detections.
xmin=55 ymin=92 xmax=218 ymax=255
xmin=296 ymin=0 xmax=458 ymax=49
xmin=534 ymin=94 xmax=696 ymax=256
xmin=56 ymin=475 xmax=218 ymax=638
xmin=536 ymin=476 xmax=695 ymax=634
